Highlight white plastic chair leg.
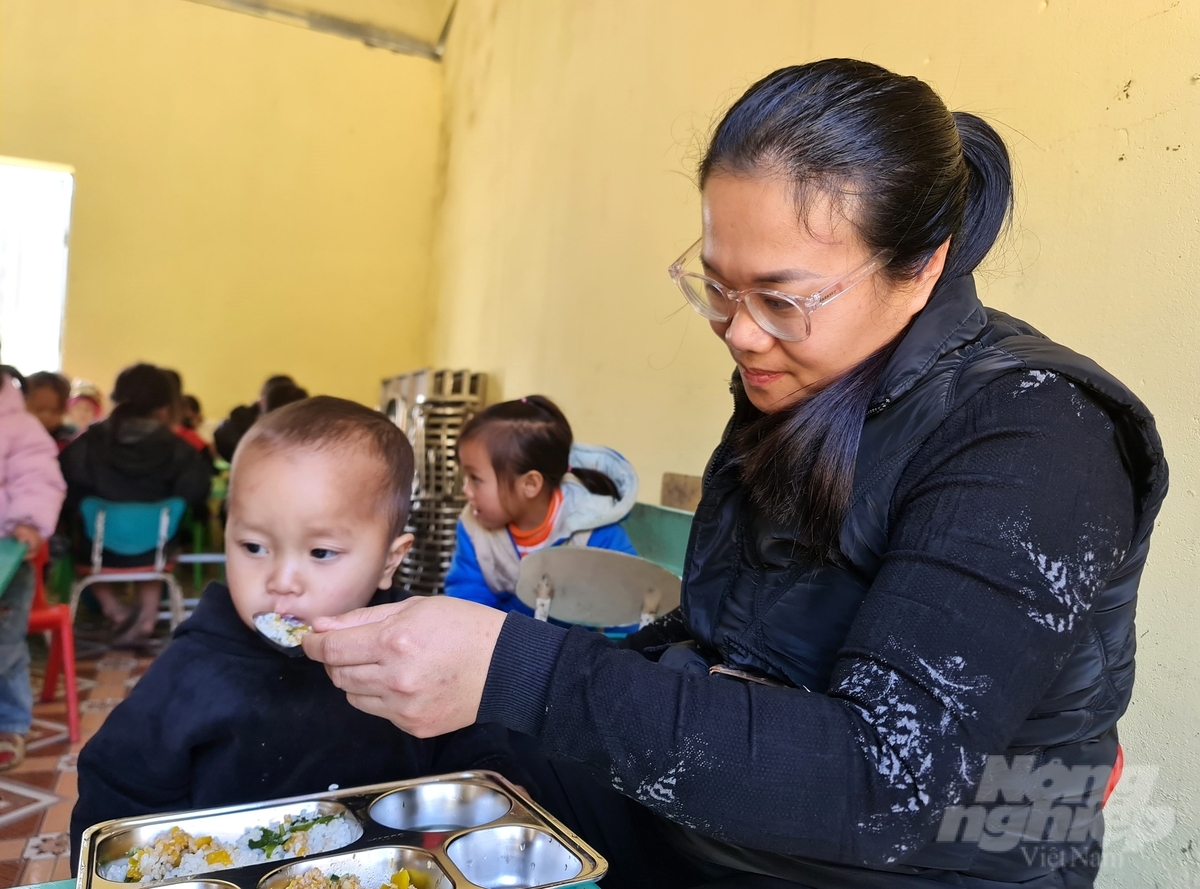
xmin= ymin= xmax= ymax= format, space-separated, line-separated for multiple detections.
xmin=164 ymin=573 xmax=185 ymax=630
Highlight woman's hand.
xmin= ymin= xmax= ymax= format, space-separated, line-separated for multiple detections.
xmin=302 ymin=597 xmax=508 ymax=737
xmin=11 ymin=524 xmax=42 ymax=560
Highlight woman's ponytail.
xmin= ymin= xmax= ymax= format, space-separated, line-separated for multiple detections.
xmin=944 ymin=112 xmax=1014 ymax=282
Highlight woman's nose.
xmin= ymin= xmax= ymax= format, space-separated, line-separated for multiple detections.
xmin=722 ymin=302 xmax=773 ymax=352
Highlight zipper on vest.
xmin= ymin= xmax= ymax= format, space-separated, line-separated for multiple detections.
xmin=866 ymin=397 xmax=893 ymax=418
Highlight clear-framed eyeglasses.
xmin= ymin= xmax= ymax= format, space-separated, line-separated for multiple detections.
xmin=667 ymin=238 xmax=894 ymax=342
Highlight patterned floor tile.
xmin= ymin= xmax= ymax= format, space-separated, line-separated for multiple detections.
xmin=0 ymin=861 xmax=22 ymax=887
xmin=0 ymin=780 xmax=60 ymax=831
xmin=24 ymin=720 xmax=68 ymax=754
xmin=0 ymin=624 xmax=172 ymax=887
xmin=20 ymin=856 xmax=55 ymax=884
xmin=21 ymin=832 xmax=69 ymax=861
xmin=79 ymin=698 xmax=123 ymax=714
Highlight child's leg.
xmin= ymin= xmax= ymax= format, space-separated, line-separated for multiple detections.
xmin=0 ymin=562 xmax=36 ymax=751
xmin=133 ymin=581 xmax=163 ymax=635
xmin=90 ymin=582 xmax=133 ymax=624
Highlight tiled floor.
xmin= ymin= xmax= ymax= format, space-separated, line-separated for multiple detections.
xmin=0 ymin=641 xmax=159 ymax=888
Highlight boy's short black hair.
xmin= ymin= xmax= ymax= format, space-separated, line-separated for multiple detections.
xmin=25 ymin=371 xmax=71 ymax=409
xmin=236 ymin=395 xmax=414 ymax=536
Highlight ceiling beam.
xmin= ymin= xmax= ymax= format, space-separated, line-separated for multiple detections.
xmin=183 ymin=0 xmax=453 ymax=60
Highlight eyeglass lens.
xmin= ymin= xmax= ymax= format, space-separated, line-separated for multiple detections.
xmin=679 ymin=274 xmax=810 ymax=340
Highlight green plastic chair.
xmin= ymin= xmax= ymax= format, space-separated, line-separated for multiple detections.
xmin=69 ymin=497 xmax=189 ymax=629
xmin=0 ymin=537 xmax=26 ymax=596
xmin=620 ymin=502 xmax=694 ymax=578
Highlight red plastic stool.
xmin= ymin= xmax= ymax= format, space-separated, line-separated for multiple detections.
xmin=27 ymin=541 xmax=81 ymax=743
xmin=1101 ymin=743 xmax=1124 ymax=808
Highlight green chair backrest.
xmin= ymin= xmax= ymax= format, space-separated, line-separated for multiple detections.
xmin=0 ymin=538 xmax=27 ymax=596
xmin=79 ymin=497 xmax=187 ymax=555
xmin=621 ymin=502 xmax=694 ymax=578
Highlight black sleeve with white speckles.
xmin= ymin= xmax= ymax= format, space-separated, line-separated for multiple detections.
xmin=478 ymin=372 xmax=1136 ymax=866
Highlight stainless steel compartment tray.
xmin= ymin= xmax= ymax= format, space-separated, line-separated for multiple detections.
xmin=77 ymin=771 xmax=605 ymax=889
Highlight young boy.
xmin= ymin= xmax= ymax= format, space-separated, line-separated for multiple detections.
xmin=71 ymin=397 xmax=514 ymax=863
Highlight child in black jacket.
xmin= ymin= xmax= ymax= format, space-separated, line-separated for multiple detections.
xmin=59 ymin=364 xmax=212 ymax=644
xmin=71 ymin=397 xmax=519 ymax=867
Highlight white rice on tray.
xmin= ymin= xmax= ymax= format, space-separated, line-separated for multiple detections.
xmin=100 ymin=811 xmax=362 ymax=884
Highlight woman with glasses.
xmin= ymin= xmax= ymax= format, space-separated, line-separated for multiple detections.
xmin=306 ymin=60 xmax=1167 ymax=889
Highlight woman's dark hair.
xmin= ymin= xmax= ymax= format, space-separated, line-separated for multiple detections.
xmin=701 ymin=59 xmax=1013 ymax=561
xmin=25 ymin=372 xmax=71 ymax=409
xmin=458 ymin=395 xmax=619 ymax=499
xmin=109 ymin=363 xmax=173 ymax=433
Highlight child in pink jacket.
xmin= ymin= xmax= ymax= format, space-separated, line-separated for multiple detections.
xmin=0 ymin=366 xmax=66 ymax=770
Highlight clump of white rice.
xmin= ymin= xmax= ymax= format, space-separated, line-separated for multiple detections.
xmin=254 ymin=612 xmax=312 ymax=648
xmin=100 ymin=811 xmax=361 ymax=884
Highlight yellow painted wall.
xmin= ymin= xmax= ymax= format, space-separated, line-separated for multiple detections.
xmin=0 ymin=0 xmax=442 ymax=418
xmin=432 ymin=2 xmax=1200 ymax=886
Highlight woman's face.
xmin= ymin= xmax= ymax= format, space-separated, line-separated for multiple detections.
xmin=701 ymin=173 xmax=937 ymax=414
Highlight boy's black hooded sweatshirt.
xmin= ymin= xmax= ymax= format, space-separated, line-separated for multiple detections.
xmin=71 ymin=583 xmax=515 ymax=866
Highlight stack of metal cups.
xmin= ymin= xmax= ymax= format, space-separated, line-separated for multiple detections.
xmin=381 ymin=368 xmax=487 ymax=595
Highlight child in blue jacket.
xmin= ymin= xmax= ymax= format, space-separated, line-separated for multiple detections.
xmin=445 ymin=395 xmax=637 ymax=618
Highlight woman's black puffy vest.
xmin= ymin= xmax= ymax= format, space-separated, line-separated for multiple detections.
xmin=682 ymin=275 xmax=1167 ymax=753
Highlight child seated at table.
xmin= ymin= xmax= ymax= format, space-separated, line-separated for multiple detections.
xmin=444 ymin=395 xmax=639 ymax=621
xmin=71 ymin=397 xmax=520 ymax=864
xmin=59 ymin=363 xmax=213 ymax=645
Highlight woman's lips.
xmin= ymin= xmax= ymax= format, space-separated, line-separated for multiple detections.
xmin=739 ymin=365 xmax=785 ymax=388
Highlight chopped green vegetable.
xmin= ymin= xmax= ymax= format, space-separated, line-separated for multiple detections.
xmin=247 ymin=814 xmax=337 ymax=857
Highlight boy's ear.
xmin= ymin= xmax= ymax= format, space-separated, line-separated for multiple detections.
xmin=379 ymin=532 xmax=415 ymax=588
xmin=517 ymin=470 xmax=545 ymax=501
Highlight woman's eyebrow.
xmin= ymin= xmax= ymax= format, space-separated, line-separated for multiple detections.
xmin=700 ymin=254 xmax=822 ymax=286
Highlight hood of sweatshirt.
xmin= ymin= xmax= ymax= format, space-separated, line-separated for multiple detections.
xmin=554 ymin=442 xmax=639 ymax=539
xmin=86 ymin=417 xmax=191 ymax=483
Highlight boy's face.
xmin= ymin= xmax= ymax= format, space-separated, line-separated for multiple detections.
xmin=225 ymin=443 xmax=413 ymax=630
xmin=26 ymin=387 xmax=65 ymax=434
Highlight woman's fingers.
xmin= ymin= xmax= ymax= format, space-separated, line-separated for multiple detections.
xmin=326 ymin=662 xmax=390 ymax=697
xmin=309 ymin=596 xmax=509 ymax=737
xmin=310 ymin=599 xmax=414 ymax=633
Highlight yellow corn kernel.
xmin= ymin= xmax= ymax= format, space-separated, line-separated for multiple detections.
xmin=389 ymin=870 xmax=410 ymax=889
xmin=205 ymin=849 xmax=233 ymax=867
xmin=195 ymin=836 xmax=213 ymax=850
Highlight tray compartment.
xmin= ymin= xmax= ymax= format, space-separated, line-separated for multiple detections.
xmin=257 ymin=846 xmax=452 ymax=889
xmin=368 ymin=782 xmax=511 ymax=832
xmin=446 ymin=826 xmax=582 ymax=889
xmin=93 ymin=801 xmax=361 ymax=885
